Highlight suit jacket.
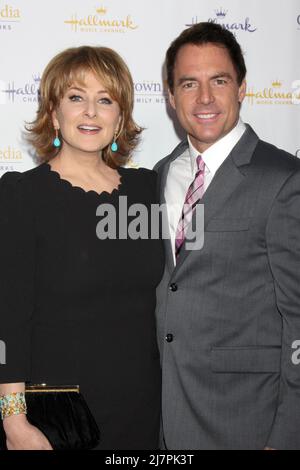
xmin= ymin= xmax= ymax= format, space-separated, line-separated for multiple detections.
xmin=154 ymin=124 xmax=300 ymax=449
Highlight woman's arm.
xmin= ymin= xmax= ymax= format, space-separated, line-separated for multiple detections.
xmin=0 ymin=382 xmax=52 ymax=450
xmin=0 ymin=174 xmax=52 ymax=450
xmin=0 ymin=383 xmax=25 ymax=395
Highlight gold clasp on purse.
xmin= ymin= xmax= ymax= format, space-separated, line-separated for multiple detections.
xmin=25 ymin=384 xmax=80 ymax=393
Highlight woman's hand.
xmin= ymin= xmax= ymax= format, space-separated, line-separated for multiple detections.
xmin=3 ymin=414 xmax=53 ymax=450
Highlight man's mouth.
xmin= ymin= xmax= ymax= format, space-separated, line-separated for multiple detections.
xmin=194 ymin=113 xmax=219 ymax=121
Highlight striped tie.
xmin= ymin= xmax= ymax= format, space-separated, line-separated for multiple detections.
xmin=175 ymin=155 xmax=205 ymax=259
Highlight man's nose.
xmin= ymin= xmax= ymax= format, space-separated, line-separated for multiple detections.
xmin=196 ymin=84 xmax=215 ymax=105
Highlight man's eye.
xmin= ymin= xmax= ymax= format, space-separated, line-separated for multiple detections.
xmin=69 ymin=95 xmax=82 ymax=102
xmin=215 ymin=79 xmax=227 ymax=85
xmin=182 ymin=82 xmax=196 ymax=89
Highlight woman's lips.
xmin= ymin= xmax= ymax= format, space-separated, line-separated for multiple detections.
xmin=77 ymin=125 xmax=101 ymax=135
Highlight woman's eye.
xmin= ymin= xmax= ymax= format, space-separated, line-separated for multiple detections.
xmin=69 ymin=95 xmax=82 ymax=102
xmin=99 ymin=97 xmax=112 ymax=104
xmin=67 ymin=95 xmax=113 ymax=104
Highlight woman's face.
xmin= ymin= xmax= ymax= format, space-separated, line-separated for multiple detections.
xmin=52 ymin=71 xmax=121 ymax=156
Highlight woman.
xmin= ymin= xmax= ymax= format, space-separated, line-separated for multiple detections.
xmin=0 ymin=46 xmax=164 ymax=450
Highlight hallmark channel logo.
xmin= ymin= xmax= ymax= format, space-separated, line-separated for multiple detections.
xmin=1 ymin=74 xmax=40 ymax=103
xmin=186 ymin=7 xmax=257 ymax=34
xmin=64 ymin=5 xmax=138 ymax=33
xmin=0 ymin=3 xmax=21 ymax=31
xmin=134 ymin=80 xmax=168 ymax=105
xmin=246 ymin=80 xmax=300 ymax=106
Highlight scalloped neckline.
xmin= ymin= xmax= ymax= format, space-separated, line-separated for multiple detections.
xmin=44 ymin=162 xmax=124 ymax=198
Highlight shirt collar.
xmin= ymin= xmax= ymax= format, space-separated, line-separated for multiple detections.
xmin=188 ymin=119 xmax=246 ymax=176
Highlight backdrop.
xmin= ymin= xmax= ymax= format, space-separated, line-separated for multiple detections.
xmin=0 ymin=0 xmax=299 ymax=175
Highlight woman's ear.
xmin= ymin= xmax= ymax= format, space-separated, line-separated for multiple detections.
xmin=51 ymin=108 xmax=59 ymax=130
xmin=116 ymin=113 xmax=123 ymax=138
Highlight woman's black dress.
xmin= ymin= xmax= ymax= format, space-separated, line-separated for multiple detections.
xmin=0 ymin=163 xmax=164 ymax=450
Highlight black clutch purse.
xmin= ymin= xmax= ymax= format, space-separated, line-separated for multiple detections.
xmin=0 ymin=384 xmax=100 ymax=450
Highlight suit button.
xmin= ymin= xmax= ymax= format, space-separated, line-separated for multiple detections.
xmin=166 ymin=334 xmax=174 ymax=343
xmin=169 ymin=283 xmax=178 ymax=292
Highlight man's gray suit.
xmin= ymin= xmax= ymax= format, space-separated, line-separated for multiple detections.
xmin=154 ymin=125 xmax=300 ymax=449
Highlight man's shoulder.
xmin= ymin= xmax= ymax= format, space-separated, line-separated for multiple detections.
xmin=153 ymin=139 xmax=188 ymax=173
xmin=255 ymin=138 xmax=300 ymax=173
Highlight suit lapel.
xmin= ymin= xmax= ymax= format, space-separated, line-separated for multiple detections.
xmin=171 ymin=125 xmax=259 ymax=276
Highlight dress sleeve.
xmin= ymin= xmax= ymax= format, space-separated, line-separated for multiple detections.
xmin=0 ymin=172 xmax=36 ymax=383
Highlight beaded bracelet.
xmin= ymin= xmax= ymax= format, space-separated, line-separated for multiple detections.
xmin=0 ymin=392 xmax=27 ymax=420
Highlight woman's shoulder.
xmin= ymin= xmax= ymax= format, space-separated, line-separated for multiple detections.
xmin=120 ymin=166 xmax=158 ymax=201
xmin=120 ymin=166 xmax=157 ymax=182
xmin=0 ymin=163 xmax=46 ymax=188
xmin=121 ymin=166 xmax=157 ymax=185
xmin=0 ymin=164 xmax=47 ymax=203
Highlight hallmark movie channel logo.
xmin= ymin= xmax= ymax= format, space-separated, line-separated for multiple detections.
xmin=64 ymin=5 xmax=138 ymax=33
xmin=1 ymin=74 xmax=40 ymax=103
xmin=0 ymin=145 xmax=23 ymax=162
xmin=186 ymin=7 xmax=257 ymax=34
xmin=0 ymin=145 xmax=23 ymax=173
xmin=0 ymin=3 xmax=21 ymax=31
xmin=134 ymin=79 xmax=168 ymax=105
xmin=246 ymin=80 xmax=300 ymax=106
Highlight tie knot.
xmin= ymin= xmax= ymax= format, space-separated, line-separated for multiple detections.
xmin=196 ymin=155 xmax=205 ymax=172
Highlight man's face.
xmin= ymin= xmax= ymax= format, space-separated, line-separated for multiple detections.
xmin=169 ymin=43 xmax=246 ymax=153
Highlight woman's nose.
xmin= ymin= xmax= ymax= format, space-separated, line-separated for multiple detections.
xmin=84 ymin=101 xmax=97 ymax=118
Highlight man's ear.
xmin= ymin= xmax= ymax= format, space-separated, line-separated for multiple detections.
xmin=168 ymin=88 xmax=176 ymax=110
xmin=238 ymin=79 xmax=246 ymax=104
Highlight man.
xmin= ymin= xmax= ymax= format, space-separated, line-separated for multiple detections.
xmin=154 ymin=22 xmax=300 ymax=450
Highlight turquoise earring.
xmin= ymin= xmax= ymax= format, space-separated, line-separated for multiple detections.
xmin=53 ymin=129 xmax=61 ymax=148
xmin=111 ymin=132 xmax=118 ymax=152
xmin=111 ymin=141 xmax=118 ymax=152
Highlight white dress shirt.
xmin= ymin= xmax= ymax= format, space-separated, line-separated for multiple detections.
xmin=164 ymin=119 xmax=246 ymax=263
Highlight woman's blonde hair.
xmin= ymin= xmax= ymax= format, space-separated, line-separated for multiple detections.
xmin=26 ymin=46 xmax=142 ymax=167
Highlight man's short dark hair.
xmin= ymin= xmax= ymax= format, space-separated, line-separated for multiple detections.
xmin=166 ymin=22 xmax=247 ymax=93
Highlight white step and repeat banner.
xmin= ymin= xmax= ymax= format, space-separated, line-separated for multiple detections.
xmin=0 ymin=0 xmax=300 ymax=174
